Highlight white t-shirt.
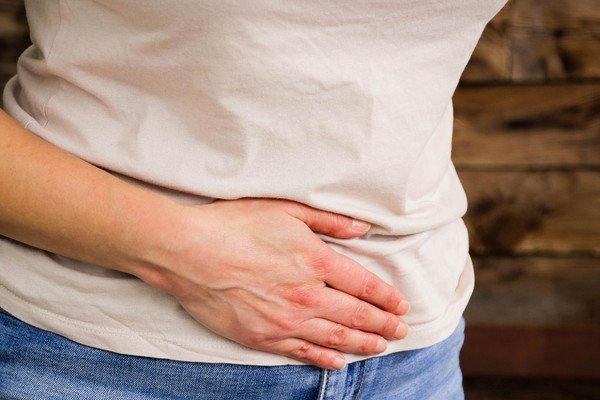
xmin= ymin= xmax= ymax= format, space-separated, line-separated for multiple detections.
xmin=1 ymin=0 xmax=507 ymax=365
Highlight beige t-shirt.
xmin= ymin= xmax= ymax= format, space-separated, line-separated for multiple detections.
xmin=1 ymin=0 xmax=507 ymax=365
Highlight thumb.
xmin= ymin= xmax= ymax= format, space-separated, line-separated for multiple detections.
xmin=285 ymin=202 xmax=372 ymax=239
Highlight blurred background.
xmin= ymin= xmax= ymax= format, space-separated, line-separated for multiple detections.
xmin=456 ymin=0 xmax=599 ymax=397
xmin=1 ymin=0 xmax=598 ymax=398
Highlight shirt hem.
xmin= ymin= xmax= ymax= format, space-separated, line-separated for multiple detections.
xmin=0 ymin=254 xmax=474 ymax=366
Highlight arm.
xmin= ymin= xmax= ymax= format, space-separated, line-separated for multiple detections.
xmin=0 ymin=108 xmax=410 ymax=369
xmin=0 ymin=107 xmax=182 ymax=278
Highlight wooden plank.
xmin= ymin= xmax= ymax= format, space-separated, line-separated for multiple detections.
xmin=461 ymin=324 xmax=600 ymax=379
xmin=462 ymin=256 xmax=600 ymax=378
xmin=512 ymin=29 xmax=600 ymax=81
xmin=511 ymin=0 xmax=600 ymax=32
xmin=466 ymin=256 xmax=600 ymax=325
xmin=0 ymin=0 xmax=29 ymax=80
xmin=459 ymin=171 xmax=600 ymax=255
xmin=0 ymin=0 xmax=26 ymax=36
xmin=461 ymin=4 xmax=514 ymax=83
xmin=452 ymin=84 xmax=600 ymax=168
xmin=461 ymin=0 xmax=600 ymax=83
xmin=508 ymin=0 xmax=600 ymax=82
xmin=462 ymin=255 xmax=600 ymax=378
xmin=0 ymin=0 xmax=26 ymax=13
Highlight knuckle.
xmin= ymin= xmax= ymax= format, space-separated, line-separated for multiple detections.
xmin=351 ymin=333 xmax=380 ymax=355
xmin=331 ymin=213 xmax=351 ymax=230
xmin=314 ymin=350 xmax=332 ymax=367
xmin=290 ymin=342 xmax=313 ymax=360
xmin=360 ymin=274 xmax=379 ymax=299
xmin=327 ymin=324 xmax=347 ymax=347
xmin=306 ymin=246 xmax=333 ymax=278
xmin=382 ymin=314 xmax=398 ymax=338
xmin=357 ymin=340 xmax=370 ymax=354
xmin=385 ymin=291 xmax=403 ymax=312
xmin=283 ymin=285 xmax=321 ymax=308
xmin=350 ymin=304 xmax=370 ymax=328
xmin=359 ymin=335 xmax=380 ymax=354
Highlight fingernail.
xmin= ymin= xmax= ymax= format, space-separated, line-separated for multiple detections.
xmin=394 ymin=322 xmax=409 ymax=339
xmin=351 ymin=220 xmax=371 ymax=233
xmin=396 ymin=299 xmax=410 ymax=315
xmin=332 ymin=355 xmax=347 ymax=370
xmin=375 ymin=337 xmax=388 ymax=353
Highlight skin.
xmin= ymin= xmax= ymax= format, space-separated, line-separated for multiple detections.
xmin=0 ymin=108 xmax=410 ymax=370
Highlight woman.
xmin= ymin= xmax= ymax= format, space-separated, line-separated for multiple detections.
xmin=0 ymin=1 xmax=508 ymax=398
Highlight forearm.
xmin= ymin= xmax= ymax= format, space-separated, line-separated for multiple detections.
xmin=0 ymin=108 xmax=191 ymax=281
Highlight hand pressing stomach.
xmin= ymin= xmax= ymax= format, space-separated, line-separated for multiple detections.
xmin=136 ymin=197 xmax=411 ymax=370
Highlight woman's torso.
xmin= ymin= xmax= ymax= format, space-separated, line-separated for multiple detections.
xmin=0 ymin=0 xmax=507 ymax=364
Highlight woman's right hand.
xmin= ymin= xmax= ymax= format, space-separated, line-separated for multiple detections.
xmin=139 ymin=197 xmax=411 ymax=370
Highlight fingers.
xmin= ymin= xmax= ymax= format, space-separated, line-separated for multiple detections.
xmin=265 ymin=337 xmax=348 ymax=370
xmin=313 ymin=247 xmax=410 ymax=315
xmin=316 ymin=286 xmax=410 ymax=340
xmin=277 ymin=199 xmax=372 ymax=239
xmin=293 ymin=318 xmax=389 ymax=356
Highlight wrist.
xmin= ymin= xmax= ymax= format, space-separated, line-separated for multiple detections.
xmin=126 ymin=198 xmax=214 ymax=295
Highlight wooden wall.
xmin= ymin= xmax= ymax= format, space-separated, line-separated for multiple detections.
xmin=0 ymin=0 xmax=26 ymax=90
xmin=456 ymin=0 xmax=600 ymax=379
xmin=1 ymin=0 xmax=598 ymax=381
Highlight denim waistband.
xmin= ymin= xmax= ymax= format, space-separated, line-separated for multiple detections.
xmin=0 ymin=306 xmax=465 ymax=399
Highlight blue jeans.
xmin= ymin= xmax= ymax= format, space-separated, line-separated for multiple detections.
xmin=0 ymin=306 xmax=465 ymax=399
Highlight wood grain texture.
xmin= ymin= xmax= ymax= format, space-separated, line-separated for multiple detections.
xmin=512 ymin=28 xmax=600 ymax=81
xmin=461 ymin=2 xmax=514 ymax=82
xmin=452 ymin=83 xmax=600 ymax=168
xmin=462 ymin=0 xmax=600 ymax=83
xmin=466 ymin=256 xmax=599 ymax=325
xmin=511 ymin=0 xmax=600 ymax=32
xmin=460 ymin=171 xmax=600 ymax=255
xmin=0 ymin=0 xmax=29 ymax=99
xmin=463 ymin=256 xmax=600 ymax=378
xmin=461 ymin=324 xmax=600 ymax=379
